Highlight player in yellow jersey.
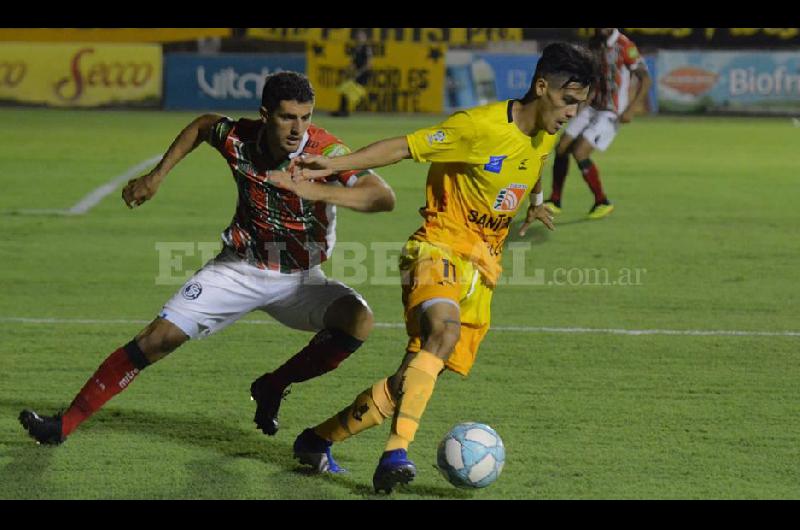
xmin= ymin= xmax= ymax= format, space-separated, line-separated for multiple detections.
xmin=286 ymin=42 xmax=597 ymax=493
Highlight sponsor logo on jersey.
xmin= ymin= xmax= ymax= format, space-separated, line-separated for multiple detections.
xmin=427 ymin=130 xmax=446 ymax=145
xmin=468 ymin=210 xmax=514 ymax=231
xmin=484 ymin=155 xmax=508 ymax=174
xmin=182 ymin=282 xmax=203 ymax=300
xmin=493 ymin=183 xmax=528 ymax=212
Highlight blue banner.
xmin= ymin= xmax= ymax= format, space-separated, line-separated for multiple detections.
xmin=474 ymin=53 xmax=540 ymax=101
xmin=645 ymin=56 xmax=658 ymax=113
xmin=164 ymin=53 xmax=306 ymax=110
xmin=445 ymin=52 xmax=657 ymax=114
xmin=657 ymin=51 xmax=800 ymax=114
xmin=444 ymin=53 xmax=539 ymax=110
xmin=445 ymin=63 xmax=478 ymax=109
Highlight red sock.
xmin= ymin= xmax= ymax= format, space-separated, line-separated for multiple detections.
xmin=578 ymin=159 xmax=607 ymax=204
xmin=551 ymin=153 xmax=569 ymax=203
xmin=61 ymin=340 xmax=150 ymax=437
xmin=268 ymin=329 xmax=362 ymax=390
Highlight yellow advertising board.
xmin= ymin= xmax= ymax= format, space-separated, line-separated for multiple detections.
xmin=250 ymin=28 xmax=521 ymax=45
xmin=307 ymin=40 xmax=445 ymax=113
xmin=0 ymin=28 xmax=230 ymax=42
xmin=0 ymin=43 xmax=162 ymax=107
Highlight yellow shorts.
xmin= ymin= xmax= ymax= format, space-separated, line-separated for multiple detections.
xmin=400 ymin=240 xmax=493 ymax=376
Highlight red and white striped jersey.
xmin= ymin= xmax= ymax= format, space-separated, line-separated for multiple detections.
xmin=208 ymin=117 xmax=367 ymax=272
xmin=592 ymin=29 xmax=648 ymax=114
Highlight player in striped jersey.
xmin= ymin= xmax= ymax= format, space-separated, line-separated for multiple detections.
xmin=19 ymin=72 xmax=395 ymax=446
xmin=545 ymin=28 xmax=652 ymax=219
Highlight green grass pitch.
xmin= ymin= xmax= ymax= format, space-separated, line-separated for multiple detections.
xmin=0 ymin=108 xmax=798 ymax=499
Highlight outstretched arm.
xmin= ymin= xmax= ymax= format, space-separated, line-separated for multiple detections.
xmin=290 ymin=136 xmax=411 ymax=181
xmin=266 ymin=170 xmax=396 ymax=213
xmin=122 ymin=113 xmax=223 ymax=208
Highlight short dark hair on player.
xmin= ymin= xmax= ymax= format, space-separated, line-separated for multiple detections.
xmin=520 ymin=42 xmax=598 ymax=102
xmin=261 ymin=71 xmax=315 ymax=111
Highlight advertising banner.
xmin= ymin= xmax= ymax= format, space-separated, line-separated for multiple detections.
xmin=473 ymin=53 xmax=540 ymax=102
xmin=250 ymin=28 xmax=520 ymax=45
xmin=164 ymin=53 xmax=306 ymax=110
xmin=0 ymin=28 xmax=230 ymax=42
xmin=445 ymin=53 xmax=658 ymax=114
xmin=658 ymin=51 xmax=800 ymax=114
xmin=612 ymin=28 xmax=800 ymax=49
xmin=522 ymin=28 xmax=800 ymax=49
xmin=0 ymin=42 xmax=162 ymax=107
xmin=307 ymin=40 xmax=445 ymax=113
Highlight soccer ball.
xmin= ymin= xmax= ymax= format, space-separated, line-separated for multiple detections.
xmin=436 ymin=422 xmax=505 ymax=488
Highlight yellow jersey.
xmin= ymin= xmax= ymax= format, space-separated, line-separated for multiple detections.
xmin=406 ymin=100 xmax=558 ymax=286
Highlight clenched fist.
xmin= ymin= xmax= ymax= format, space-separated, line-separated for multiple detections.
xmin=122 ymin=173 xmax=160 ymax=209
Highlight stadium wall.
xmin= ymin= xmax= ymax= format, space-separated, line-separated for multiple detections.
xmin=2 ymin=32 xmax=799 ymax=116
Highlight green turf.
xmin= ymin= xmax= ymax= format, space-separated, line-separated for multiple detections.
xmin=0 ymin=108 xmax=798 ymax=499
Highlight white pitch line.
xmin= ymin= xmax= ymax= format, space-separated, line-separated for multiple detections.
xmin=5 ymin=154 xmax=162 ymax=216
xmin=67 ymin=154 xmax=163 ymax=214
xmin=0 ymin=317 xmax=798 ymax=338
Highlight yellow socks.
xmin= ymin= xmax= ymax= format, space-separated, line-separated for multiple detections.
xmin=312 ymin=350 xmax=446 ymax=451
xmin=314 ymin=378 xmax=396 ymax=442
xmin=385 ymin=350 xmax=444 ymax=451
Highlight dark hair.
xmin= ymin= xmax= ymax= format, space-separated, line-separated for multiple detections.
xmin=520 ymin=42 xmax=598 ymax=102
xmin=261 ymin=71 xmax=315 ymax=111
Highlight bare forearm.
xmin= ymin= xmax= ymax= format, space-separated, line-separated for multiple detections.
xmin=327 ymin=136 xmax=411 ymax=173
xmin=313 ymin=176 xmax=396 ymax=213
xmin=151 ymin=114 xmax=219 ymax=184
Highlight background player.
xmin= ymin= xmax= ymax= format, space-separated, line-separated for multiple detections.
xmin=545 ymin=28 xmax=652 ymax=219
xmin=331 ymin=29 xmax=373 ymax=117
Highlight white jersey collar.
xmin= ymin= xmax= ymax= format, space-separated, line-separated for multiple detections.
xmin=256 ymin=128 xmax=310 ymax=160
xmin=288 ymin=130 xmax=310 ymax=159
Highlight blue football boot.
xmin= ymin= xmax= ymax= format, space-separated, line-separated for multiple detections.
xmin=292 ymin=428 xmax=346 ymax=473
xmin=372 ymin=449 xmax=416 ymax=493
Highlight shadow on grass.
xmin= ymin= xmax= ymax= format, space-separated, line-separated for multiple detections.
xmin=318 ymin=465 xmax=474 ymax=499
xmin=1 ymin=398 xmax=470 ymax=499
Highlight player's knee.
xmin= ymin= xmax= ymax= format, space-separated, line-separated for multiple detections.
xmin=572 ymin=141 xmax=594 ymax=161
xmin=350 ymin=299 xmax=374 ymax=336
xmin=136 ymin=319 xmax=188 ymax=361
xmin=325 ymin=295 xmax=373 ymax=341
xmin=422 ymin=318 xmax=461 ymax=357
xmin=556 ymin=137 xmax=573 ymax=157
